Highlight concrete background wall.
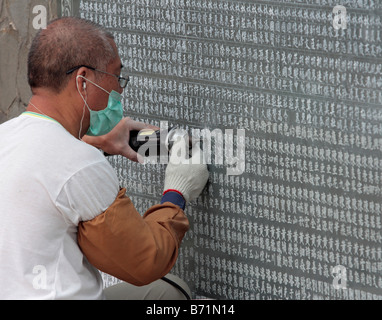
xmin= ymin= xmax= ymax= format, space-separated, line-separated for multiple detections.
xmin=0 ymin=0 xmax=58 ymax=124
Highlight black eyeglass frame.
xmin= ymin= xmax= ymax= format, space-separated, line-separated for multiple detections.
xmin=66 ymin=65 xmax=130 ymax=88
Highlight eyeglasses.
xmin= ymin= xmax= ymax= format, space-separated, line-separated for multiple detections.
xmin=66 ymin=65 xmax=130 ymax=88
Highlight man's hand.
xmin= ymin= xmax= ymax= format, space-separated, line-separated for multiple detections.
xmin=82 ymin=117 xmax=159 ymax=163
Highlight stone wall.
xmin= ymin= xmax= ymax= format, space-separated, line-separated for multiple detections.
xmin=0 ymin=0 xmax=58 ymax=124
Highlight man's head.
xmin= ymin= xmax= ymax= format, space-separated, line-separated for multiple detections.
xmin=28 ymin=17 xmax=118 ymax=94
xmin=27 ymin=17 xmax=127 ymax=138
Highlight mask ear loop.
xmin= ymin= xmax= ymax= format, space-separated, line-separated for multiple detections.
xmin=77 ymin=74 xmax=111 ymax=95
xmin=76 ymin=75 xmax=89 ymax=140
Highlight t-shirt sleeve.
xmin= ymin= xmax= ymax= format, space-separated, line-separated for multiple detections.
xmin=55 ymin=160 xmax=120 ymax=226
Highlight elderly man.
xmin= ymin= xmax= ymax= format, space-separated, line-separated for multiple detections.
xmin=0 ymin=17 xmax=208 ymax=300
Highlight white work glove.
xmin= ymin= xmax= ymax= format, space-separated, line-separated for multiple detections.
xmin=164 ymin=138 xmax=209 ymax=203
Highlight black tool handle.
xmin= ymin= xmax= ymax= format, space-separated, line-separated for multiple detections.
xmin=128 ymin=130 xmax=142 ymax=152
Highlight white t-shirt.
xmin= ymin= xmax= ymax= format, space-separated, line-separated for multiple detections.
xmin=0 ymin=112 xmax=120 ymax=299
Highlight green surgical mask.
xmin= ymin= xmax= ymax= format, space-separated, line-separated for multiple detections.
xmin=77 ymin=75 xmax=123 ymax=136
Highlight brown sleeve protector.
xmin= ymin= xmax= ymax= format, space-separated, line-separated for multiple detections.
xmin=77 ymin=188 xmax=190 ymax=286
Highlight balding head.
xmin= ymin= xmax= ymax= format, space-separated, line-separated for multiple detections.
xmin=28 ymin=17 xmax=117 ymax=94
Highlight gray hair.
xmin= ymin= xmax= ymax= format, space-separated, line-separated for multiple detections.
xmin=28 ymin=17 xmax=117 ymax=93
